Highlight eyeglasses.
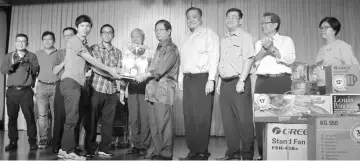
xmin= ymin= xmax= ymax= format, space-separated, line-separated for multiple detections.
xmin=101 ymin=31 xmax=114 ymax=36
xmin=154 ymin=28 xmax=167 ymax=32
xmin=318 ymin=26 xmax=332 ymax=30
xmin=225 ymin=16 xmax=239 ymax=20
xmin=16 ymin=40 xmax=27 ymax=44
xmin=261 ymin=21 xmax=273 ymax=25
xmin=63 ymin=35 xmax=73 ymax=39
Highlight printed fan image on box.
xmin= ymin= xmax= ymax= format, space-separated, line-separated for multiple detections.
xmin=254 ymin=94 xmax=332 ymax=122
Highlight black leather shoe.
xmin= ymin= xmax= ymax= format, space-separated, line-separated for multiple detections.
xmin=143 ymin=154 xmax=157 ymax=160
xmin=127 ymin=147 xmax=140 ymax=154
xmin=30 ymin=143 xmax=38 ymax=150
xmin=5 ymin=142 xmax=18 ymax=151
xmin=155 ymin=155 xmax=172 ymax=160
xmin=179 ymin=152 xmax=198 ymax=160
xmin=216 ymin=154 xmax=242 ymax=160
xmin=138 ymin=148 xmax=147 ymax=155
xmin=75 ymin=146 xmax=83 ymax=153
xmin=52 ymin=149 xmax=59 ymax=153
xmin=196 ymin=153 xmax=210 ymax=160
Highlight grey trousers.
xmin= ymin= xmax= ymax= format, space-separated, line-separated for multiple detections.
xmin=147 ymin=102 xmax=174 ymax=158
xmin=128 ymin=82 xmax=151 ymax=149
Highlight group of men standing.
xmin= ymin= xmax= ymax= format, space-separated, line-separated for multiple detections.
xmin=1 ymin=6 xmax=295 ymax=161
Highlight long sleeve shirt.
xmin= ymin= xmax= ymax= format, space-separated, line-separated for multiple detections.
xmin=145 ymin=38 xmax=180 ymax=105
xmin=255 ymin=33 xmax=296 ymax=75
xmin=1 ymin=50 xmax=39 ymax=87
xmin=178 ymin=25 xmax=220 ymax=82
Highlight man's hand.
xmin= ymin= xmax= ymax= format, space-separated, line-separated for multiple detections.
xmin=119 ymin=91 xmax=125 ymax=105
xmin=135 ymin=73 xmax=145 ymax=83
xmin=236 ymin=80 xmax=245 ymax=93
xmin=261 ymin=37 xmax=274 ymax=50
xmin=178 ymin=81 xmax=183 ymax=91
xmin=205 ymin=80 xmax=214 ymax=95
xmin=216 ymin=81 xmax=221 ymax=95
xmin=108 ymin=67 xmax=121 ymax=79
xmin=85 ymin=70 xmax=92 ymax=77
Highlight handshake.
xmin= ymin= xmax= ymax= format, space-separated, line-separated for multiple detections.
xmin=9 ymin=57 xmax=30 ymax=73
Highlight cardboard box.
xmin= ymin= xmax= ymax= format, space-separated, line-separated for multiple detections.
xmin=325 ymin=65 xmax=360 ymax=94
xmin=264 ymin=123 xmax=308 ymax=160
xmin=254 ymin=94 xmax=332 ymax=122
xmin=307 ymin=114 xmax=360 ymax=160
xmin=331 ymin=94 xmax=360 ymax=114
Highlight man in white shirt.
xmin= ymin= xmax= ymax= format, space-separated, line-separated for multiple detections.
xmin=253 ymin=12 xmax=296 ymax=159
xmin=178 ymin=7 xmax=220 ymax=160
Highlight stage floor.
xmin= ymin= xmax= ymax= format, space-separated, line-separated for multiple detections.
xmin=0 ymin=130 xmax=230 ymax=160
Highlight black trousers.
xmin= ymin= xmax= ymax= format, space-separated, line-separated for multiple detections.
xmin=220 ymin=76 xmax=254 ymax=159
xmin=254 ymin=75 xmax=291 ymax=157
xmin=85 ymin=90 xmax=117 ymax=152
xmin=183 ymin=73 xmax=213 ymax=154
xmin=6 ymin=87 xmax=37 ymax=144
xmin=52 ymin=81 xmax=87 ymax=150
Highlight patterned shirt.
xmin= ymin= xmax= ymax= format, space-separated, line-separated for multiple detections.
xmin=90 ymin=43 xmax=122 ymax=94
xmin=145 ymin=38 xmax=180 ymax=105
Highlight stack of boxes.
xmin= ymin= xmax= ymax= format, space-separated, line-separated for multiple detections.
xmin=254 ymin=64 xmax=360 ymax=160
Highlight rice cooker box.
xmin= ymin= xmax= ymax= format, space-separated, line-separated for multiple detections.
xmin=254 ymin=94 xmax=332 ymax=122
xmin=263 ymin=123 xmax=308 ymax=160
xmin=307 ymin=114 xmax=360 ymax=160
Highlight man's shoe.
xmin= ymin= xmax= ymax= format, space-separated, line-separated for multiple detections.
xmin=179 ymin=152 xmax=198 ymax=160
xmin=138 ymin=148 xmax=148 ymax=155
xmin=30 ymin=143 xmax=38 ymax=150
xmin=57 ymin=149 xmax=67 ymax=159
xmin=37 ymin=139 xmax=48 ymax=149
xmin=216 ymin=154 xmax=242 ymax=160
xmin=52 ymin=149 xmax=59 ymax=153
xmin=155 ymin=155 xmax=172 ymax=160
xmin=143 ymin=154 xmax=157 ymax=160
xmin=64 ymin=152 xmax=86 ymax=160
xmin=75 ymin=146 xmax=83 ymax=153
xmin=5 ymin=142 xmax=18 ymax=151
xmin=196 ymin=153 xmax=210 ymax=160
xmin=127 ymin=147 xmax=140 ymax=154
xmin=97 ymin=150 xmax=114 ymax=156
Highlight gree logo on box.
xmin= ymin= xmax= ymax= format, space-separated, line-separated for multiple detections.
xmin=272 ymin=127 xmax=307 ymax=135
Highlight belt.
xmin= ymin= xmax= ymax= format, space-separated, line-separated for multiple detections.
xmin=258 ymin=73 xmax=291 ymax=78
xmin=184 ymin=73 xmax=208 ymax=78
xmin=221 ymin=75 xmax=239 ymax=82
xmin=39 ymin=80 xmax=59 ymax=85
xmin=8 ymin=85 xmax=31 ymax=90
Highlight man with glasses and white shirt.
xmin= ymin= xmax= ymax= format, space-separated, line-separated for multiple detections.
xmin=178 ymin=7 xmax=220 ymax=160
xmin=253 ymin=12 xmax=296 ymax=159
